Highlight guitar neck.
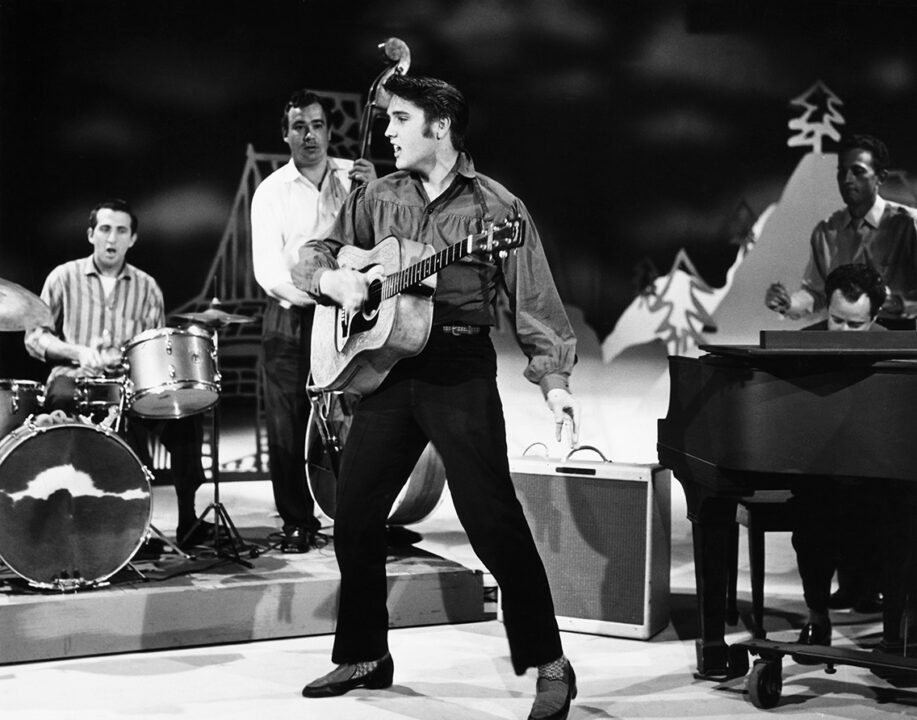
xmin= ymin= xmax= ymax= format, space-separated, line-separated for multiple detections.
xmin=382 ymin=236 xmax=475 ymax=299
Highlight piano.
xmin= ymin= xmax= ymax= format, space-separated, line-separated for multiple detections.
xmin=658 ymin=330 xmax=917 ymax=677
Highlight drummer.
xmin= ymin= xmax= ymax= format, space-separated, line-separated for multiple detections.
xmin=24 ymin=199 xmax=217 ymax=551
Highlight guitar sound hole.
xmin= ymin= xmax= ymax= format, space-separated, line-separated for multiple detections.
xmin=362 ymin=278 xmax=383 ymax=318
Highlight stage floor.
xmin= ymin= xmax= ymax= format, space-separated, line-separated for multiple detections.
xmin=2 ymin=479 xmax=915 ymax=720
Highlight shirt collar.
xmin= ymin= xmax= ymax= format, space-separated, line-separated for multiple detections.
xmin=81 ymin=255 xmax=134 ymax=281
xmin=454 ymin=152 xmax=476 ymax=180
xmin=281 ymin=156 xmax=344 ymax=186
xmin=846 ymin=195 xmax=887 ymax=230
xmin=864 ymin=195 xmax=886 ymax=228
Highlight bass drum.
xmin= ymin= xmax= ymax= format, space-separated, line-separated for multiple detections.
xmin=305 ymin=393 xmax=446 ymax=526
xmin=0 ymin=422 xmax=152 ymax=589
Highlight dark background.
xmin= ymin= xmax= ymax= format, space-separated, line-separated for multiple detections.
xmin=3 ymin=0 xmax=917 ymax=377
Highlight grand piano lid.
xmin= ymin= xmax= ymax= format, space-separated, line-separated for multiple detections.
xmin=701 ymin=330 xmax=917 ymax=359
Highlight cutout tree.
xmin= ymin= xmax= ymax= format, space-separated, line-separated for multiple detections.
xmin=787 ymin=80 xmax=845 ymax=154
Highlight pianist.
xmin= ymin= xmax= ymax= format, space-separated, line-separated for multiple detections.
xmin=765 ymin=133 xmax=917 ymax=330
xmin=805 ymin=263 xmax=886 ymax=333
xmin=793 ymin=263 xmax=887 ymax=650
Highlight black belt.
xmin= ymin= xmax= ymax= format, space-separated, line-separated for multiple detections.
xmin=437 ymin=324 xmax=488 ymax=336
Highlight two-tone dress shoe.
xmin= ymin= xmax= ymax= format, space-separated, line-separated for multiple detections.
xmin=528 ymin=659 xmax=577 ymax=720
xmin=301 ymin=653 xmax=394 ymax=698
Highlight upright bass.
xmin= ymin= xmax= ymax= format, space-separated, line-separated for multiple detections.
xmin=354 ymin=37 xmax=411 ymax=176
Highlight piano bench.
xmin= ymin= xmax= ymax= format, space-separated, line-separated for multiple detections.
xmin=727 ymin=490 xmax=795 ymax=638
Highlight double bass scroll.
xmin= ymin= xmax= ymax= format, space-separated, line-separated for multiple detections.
xmin=356 ymin=37 xmax=412 ymax=168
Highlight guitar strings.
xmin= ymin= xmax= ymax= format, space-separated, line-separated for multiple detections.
xmin=376 ymin=220 xmax=516 ymax=300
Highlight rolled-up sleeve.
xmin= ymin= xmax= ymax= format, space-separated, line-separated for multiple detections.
xmin=799 ymin=223 xmax=831 ymax=313
xmin=24 ymin=273 xmax=62 ymax=361
xmin=24 ymin=326 xmax=54 ymax=361
xmin=502 ymin=201 xmax=577 ymax=396
xmin=292 ymin=186 xmax=369 ymax=302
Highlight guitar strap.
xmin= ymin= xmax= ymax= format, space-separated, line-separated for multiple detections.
xmin=471 ymin=177 xmax=493 ymax=233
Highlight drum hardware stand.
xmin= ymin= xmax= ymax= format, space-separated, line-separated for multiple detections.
xmin=147 ymin=524 xmax=192 ymax=559
xmin=251 ymin=384 xmax=338 ymax=558
xmin=180 ymin=327 xmax=258 ymax=567
xmin=123 ymin=525 xmax=191 ymax=584
xmin=98 ymin=376 xmax=130 ymax=433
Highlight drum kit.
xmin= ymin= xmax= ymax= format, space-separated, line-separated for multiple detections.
xmin=0 ymin=280 xmax=256 ymax=590
xmin=0 ymin=268 xmax=447 ymax=589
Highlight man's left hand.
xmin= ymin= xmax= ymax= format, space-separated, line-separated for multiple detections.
xmin=349 ymin=159 xmax=377 ymax=185
xmin=546 ymin=388 xmax=581 ymax=446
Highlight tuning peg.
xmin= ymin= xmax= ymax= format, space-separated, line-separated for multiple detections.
xmin=499 ymin=250 xmax=508 ymax=259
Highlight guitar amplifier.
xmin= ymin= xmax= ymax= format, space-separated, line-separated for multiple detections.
xmin=504 ymin=453 xmax=671 ymax=640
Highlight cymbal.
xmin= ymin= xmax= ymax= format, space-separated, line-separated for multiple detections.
xmin=171 ymin=307 xmax=255 ymax=328
xmin=0 ymin=277 xmax=52 ymax=332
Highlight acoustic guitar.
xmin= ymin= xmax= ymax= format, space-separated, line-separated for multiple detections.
xmin=310 ymin=217 xmax=523 ymax=395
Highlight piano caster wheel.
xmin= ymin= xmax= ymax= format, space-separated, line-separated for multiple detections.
xmin=747 ymin=658 xmax=783 ymax=709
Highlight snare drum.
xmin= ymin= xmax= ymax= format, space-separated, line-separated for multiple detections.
xmin=0 ymin=379 xmax=43 ymax=438
xmin=75 ymin=376 xmax=126 ymax=417
xmin=0 ymin=422 xmax=152 ymax=589
xmin=123 ymin=326 xmax=220 ymax=418
xmin=305 ymin=391 xmax=446 ymax=525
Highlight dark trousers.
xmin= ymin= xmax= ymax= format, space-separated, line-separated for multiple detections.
xmin=330 ymin=331 xmax=562 ymax=675
xmin=791 ymin=479 xmax=881 ymax=612
xmin=261 ymin=300 xmax=319 ymax=533
xmin=878 ymin=482 xmax=917 ymax=643
xmin=793 ymin=478 xmax=917 ymax=641
xmin=123 ymin=414 xmax=206 ymax=531
xmin=45 ymin=374 xmax=205 ymax=531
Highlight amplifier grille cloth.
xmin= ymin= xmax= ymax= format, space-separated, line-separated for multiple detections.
xmin=513 ymin=473 xmax=646 ymax=624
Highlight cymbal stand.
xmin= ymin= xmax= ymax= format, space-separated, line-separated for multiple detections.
xmin=179 ymin=326 xmax=255 ymax=567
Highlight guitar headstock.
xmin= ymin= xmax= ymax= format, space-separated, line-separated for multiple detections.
xmin=471 ymin=216 xmax=525 ymax=258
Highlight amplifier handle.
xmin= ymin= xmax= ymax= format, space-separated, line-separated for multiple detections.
xmin=563 ymin=445 xmax=609 ymax=462
xmin=522 ymin=442 xmax=549 ymax=457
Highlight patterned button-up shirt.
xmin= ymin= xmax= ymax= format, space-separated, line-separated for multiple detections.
xmin=25 ymin=256 xmax=164 ymax=381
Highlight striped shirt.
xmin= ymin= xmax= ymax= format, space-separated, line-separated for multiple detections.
xmin=25 ymin=256 xmax=164 ymax=381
